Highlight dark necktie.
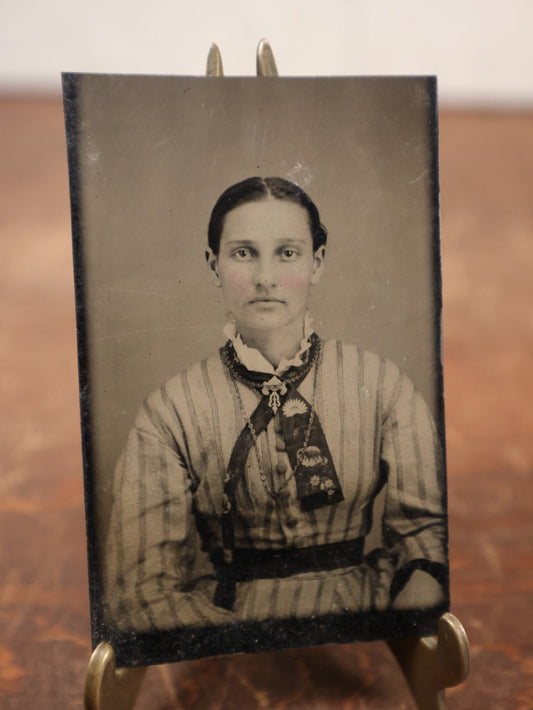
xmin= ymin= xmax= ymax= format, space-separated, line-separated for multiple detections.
xmin=214 ymin=335 xmax=344 ymax=609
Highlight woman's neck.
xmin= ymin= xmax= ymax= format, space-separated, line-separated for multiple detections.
xmin=238 ymin=320 xmax=305 ymax=368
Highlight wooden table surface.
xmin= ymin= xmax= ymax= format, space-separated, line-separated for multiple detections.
xmin=1 ymin=98 xmax=532 ymax=709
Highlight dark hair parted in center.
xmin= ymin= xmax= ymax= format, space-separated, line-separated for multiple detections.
xmin=208 ymin=177 xmax=328 ymax=255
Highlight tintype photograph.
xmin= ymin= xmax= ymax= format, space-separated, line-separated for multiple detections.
xmin=63 ymin=73 xmax=449 ymax=667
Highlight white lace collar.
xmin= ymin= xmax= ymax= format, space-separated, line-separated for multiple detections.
xmin=223 ymin=312 xmax=315 ymax=376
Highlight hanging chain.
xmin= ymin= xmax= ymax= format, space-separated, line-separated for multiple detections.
xmin=226 ymin=340 xmax=322 ymax=499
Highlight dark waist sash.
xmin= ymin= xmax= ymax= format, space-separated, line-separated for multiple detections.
xmin=211 ymin=538 xmax=364 ymax=604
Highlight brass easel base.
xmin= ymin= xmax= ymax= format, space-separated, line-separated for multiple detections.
xmin=388 ymin=613 xmax=470 ymax=710
xmin=84 ymin=612 xmax=469 ymax=710
xmin=84 ymin=642 xmax=146 ymax=710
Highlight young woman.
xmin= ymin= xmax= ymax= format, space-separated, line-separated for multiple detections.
xmin=104 ymin=177 xmax=447 ymax=633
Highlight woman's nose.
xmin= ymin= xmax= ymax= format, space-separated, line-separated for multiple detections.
xmin=254 ymin=258 xmax=277 ymax=287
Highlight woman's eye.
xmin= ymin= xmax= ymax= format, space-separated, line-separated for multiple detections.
xmin=281 ymin=249 xmax=298 ymax=260
xmin=233 ymin=249 xmax=251 ymax=260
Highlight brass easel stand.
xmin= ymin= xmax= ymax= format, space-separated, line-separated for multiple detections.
xmin=84 ymin=642 xmax=146 ymax=710
xmin=83 ymin=40 xmax=470 ymax=710
xmin=388 ymin=613 xmax=470 ymax=710
xmin=85 ymin=612 xmax=469 ymax=710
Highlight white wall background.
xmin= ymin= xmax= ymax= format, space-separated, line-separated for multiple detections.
xmin=1 ymin=0 xmax=533 ymax=107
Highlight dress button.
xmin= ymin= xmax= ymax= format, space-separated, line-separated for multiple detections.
xmin=276 ymin=462 xmax=288 ymax=475
xmin=275 ymin=435 xmax=286 ymax=452
xmin=277 ymin=488 xmax=290 ymax=500
xmin=286 ymin=517 xmax=298 ymax=529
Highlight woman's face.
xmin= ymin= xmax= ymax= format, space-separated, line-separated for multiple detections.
xmin=208 ymin=199 xmax=324 ymax=337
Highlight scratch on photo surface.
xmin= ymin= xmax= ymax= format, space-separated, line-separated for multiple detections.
xmin=287 ymin=161 xmax=312 ymax=187
xmin=260 ymin=122 xmax=270 ymax=162
xmin=407 ymin=169 xmax=429 ymax=185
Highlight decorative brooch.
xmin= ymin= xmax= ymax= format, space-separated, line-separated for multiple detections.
xmin=261 ymin=376 xmax=288 ymax=414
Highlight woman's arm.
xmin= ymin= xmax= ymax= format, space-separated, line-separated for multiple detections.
xmin=379 ymin=366 xmax=448 ymax=608
xmin=103 ymin=392 xmax=235 ymax=632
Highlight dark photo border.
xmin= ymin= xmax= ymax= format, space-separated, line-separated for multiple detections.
xmin=63 ymin=73 xmax=448 ymax=668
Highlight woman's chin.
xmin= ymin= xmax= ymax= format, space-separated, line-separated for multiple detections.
xmin=240 ymin=315 xmax=297 ymax=336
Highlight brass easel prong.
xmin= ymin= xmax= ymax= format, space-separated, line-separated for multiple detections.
xmin=84 ymin=642 xmax=147 ymax=710
xmin=256 ymin=39 xmax=279 ymax=77
xmin=387 ymin=612 xmax=470 ymax=710
xmin=206 ymin=43 xmax=224 ymax=77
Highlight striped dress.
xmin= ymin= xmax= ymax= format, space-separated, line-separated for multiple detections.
xmin=104 ymin=339 xmax=447 ymax=632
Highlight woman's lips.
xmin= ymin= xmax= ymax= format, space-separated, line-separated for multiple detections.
xmin=248 ymin=298 xmax=285 ymax=304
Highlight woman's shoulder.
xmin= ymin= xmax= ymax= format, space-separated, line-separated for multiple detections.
xmin=321 ymin=338 xmax=395 ymax=370
xmin=321 ymin=338 xmax=405 ymax=391
xmin=165 ymin=348 xmax=223 ymax=385
xmin=143 ymin=347 xmax=227 ymax=413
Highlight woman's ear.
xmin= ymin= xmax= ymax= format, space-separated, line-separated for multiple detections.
xmin=206 ymin=248 xmax=222 ymax=287
xmin=310 ymin=245 xmax=325 ymax=285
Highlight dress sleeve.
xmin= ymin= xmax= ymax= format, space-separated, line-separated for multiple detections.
xmin=379 ymin=364 xmax=448 ymax=602
xmin=103 ymin=388 xmax=235 ymax=631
